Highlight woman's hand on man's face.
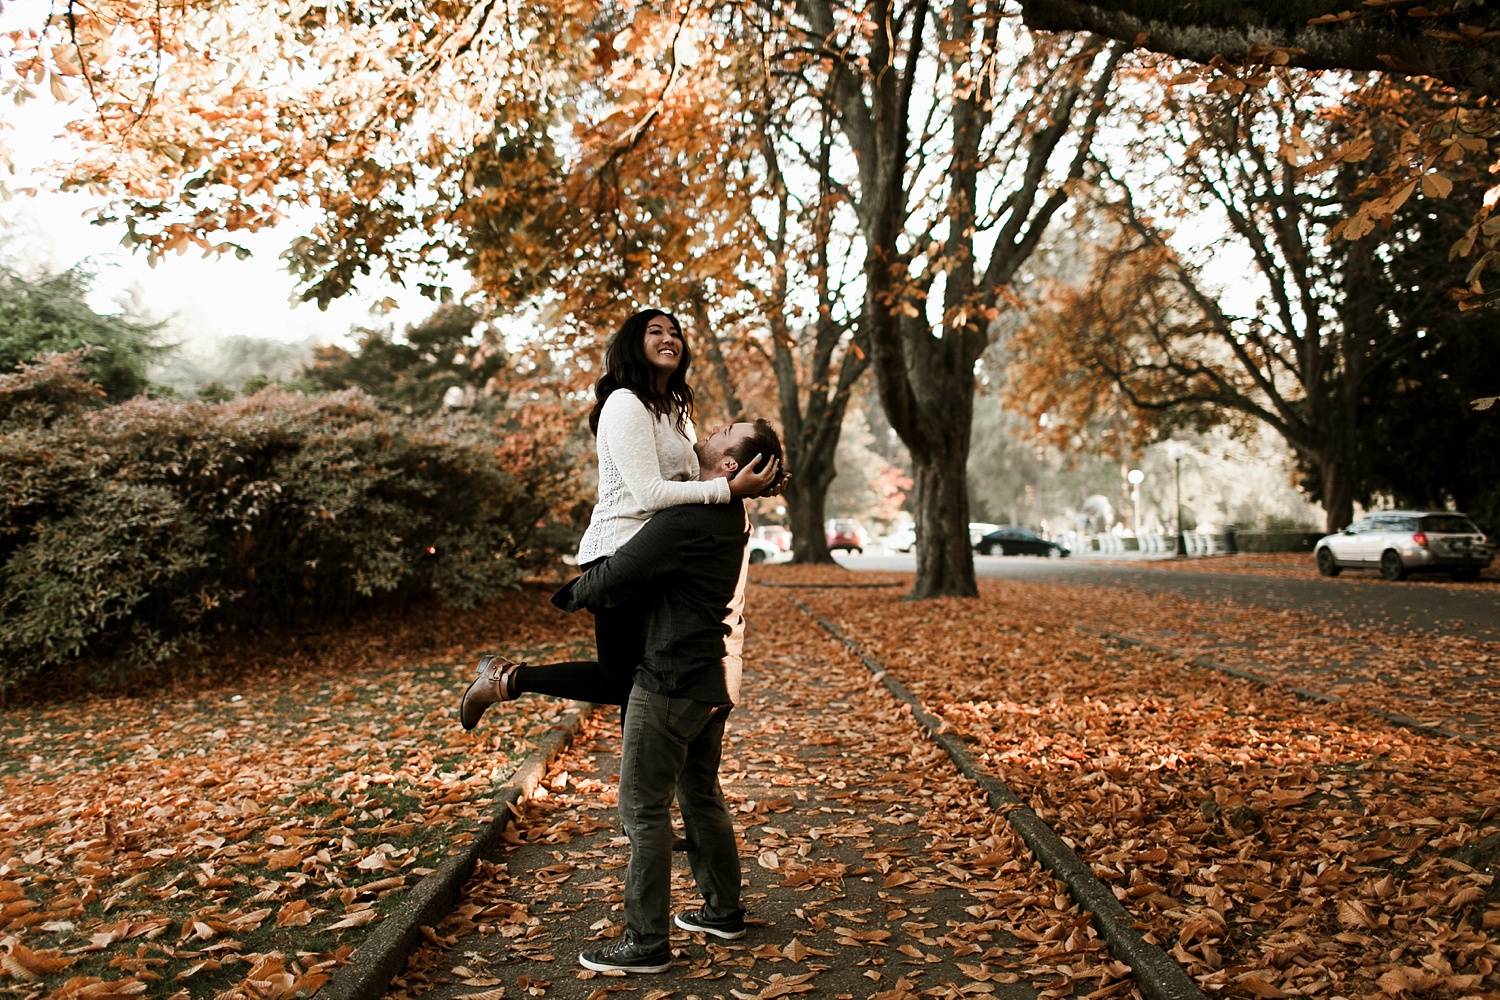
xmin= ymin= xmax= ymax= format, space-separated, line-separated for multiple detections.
xmin=728 ymin=456 xmax=781 ymax=498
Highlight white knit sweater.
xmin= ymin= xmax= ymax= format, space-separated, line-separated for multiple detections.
xmin=575 ymin=389 xmax=731 ymax=565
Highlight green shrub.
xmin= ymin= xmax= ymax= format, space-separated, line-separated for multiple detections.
xmin=0 ymin=265 xmax=167 ymax=402
xmin=0 ymin=356 xmax=586 ymax=694
xmin=0 ymin=483 xmax=215 ymax=683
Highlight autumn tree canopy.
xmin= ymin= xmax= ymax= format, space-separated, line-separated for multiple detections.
xmin=1020 ymin=0 xmax=1500 ymax=307
xmin=1008 ymin=73 xmax=1493 ymax=531
xmin=10 ymin=0 xmax=1500 ymax=578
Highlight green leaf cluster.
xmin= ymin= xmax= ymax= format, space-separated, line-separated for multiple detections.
xmin=297 ymin=304 xmax=509 ymax=415
xmin=0 ymin=356 xmax=581 ymax=696
xmin=0 ymin=265 xmax=168 ymax=403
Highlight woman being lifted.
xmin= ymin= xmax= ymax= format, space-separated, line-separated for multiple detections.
xmin=459 ymin=308 xmax=780 ymax=728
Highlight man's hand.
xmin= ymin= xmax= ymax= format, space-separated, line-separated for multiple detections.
xmin=754 ymin=469 xmax=790 ymax=500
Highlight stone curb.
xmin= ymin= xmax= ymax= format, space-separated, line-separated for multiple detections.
xmin=786 ymin=598 xmax=1208 ymax=1000
xmin=321 ymin=701 xmax=598 ymax=1000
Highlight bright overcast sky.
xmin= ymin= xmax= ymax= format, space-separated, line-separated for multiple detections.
xmin=1 ymin=184 xmax=442 ymax=349
xmin=0 ymin=1 xmax=442 ymax=349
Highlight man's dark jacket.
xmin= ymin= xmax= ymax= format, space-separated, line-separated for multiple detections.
xmin=551 ymin=501 xmax=750 ymax=705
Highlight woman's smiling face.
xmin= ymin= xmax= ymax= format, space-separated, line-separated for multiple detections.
xmin=642 ymin=315 xmax=683 ymax=381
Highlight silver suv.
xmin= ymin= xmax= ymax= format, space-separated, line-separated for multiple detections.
xmin=1314 ymin=510 xmax=1494 ymax=581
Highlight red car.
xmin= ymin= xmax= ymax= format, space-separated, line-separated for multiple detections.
xmin=755 ymin=525 xmax=792 ymax=552
xmin=825 ymin=519 xmax=866 ymax=554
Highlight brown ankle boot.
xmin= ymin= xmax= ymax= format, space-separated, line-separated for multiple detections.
xmin=460 ymin=654 xmax=526 ymax=731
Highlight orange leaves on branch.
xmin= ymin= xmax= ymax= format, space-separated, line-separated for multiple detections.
xmin=1165 ymin=47 xmax=1303 ymax=97
xmin=1366 ymin=177 xmax=1418 ymax=218
xmin=1421 ymin=171 xmax=1454 ymax=197
xmin=1277 ymin=126 xmax=1314 ymax=166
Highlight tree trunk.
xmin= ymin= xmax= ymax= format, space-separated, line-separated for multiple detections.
xmin=809 ymin=1 xmax=1112 ymax=599
xmin=786 ymin=456 xmax=838 ymax=565
xmin=688 ymin=295 xmax=745 ymax=423
xmin=780 ymin=375 xmax=863 ymax=565
xmin=1319 ymin=450 xmax=1356 ymax=534
xmin=909 ymin=442 xmax=977 ymax=600
xmin=759 ymin=95 xmax=867 ymax=567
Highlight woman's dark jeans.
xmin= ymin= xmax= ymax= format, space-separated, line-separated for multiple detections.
xmin=516 ymin=597 xmax=645 ymax=709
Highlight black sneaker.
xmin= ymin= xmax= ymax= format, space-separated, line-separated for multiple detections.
xmin=674 ymin=909 xmax=746 ymax=940
xmin=578 ymin=936 xmax=671 ymax=974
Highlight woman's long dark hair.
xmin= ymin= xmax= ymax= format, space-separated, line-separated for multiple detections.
xmin=587 ymin=308 xmax=695 ymax=436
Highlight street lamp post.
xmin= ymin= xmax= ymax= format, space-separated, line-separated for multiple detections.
xmin=1127 ymin=469 xmax=1144 ymax=533
xmin=1173 ymin=453 xmax=1187 ymax=558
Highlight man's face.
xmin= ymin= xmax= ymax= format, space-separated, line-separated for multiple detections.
xmin=695 ymin=422 xmax=756 ymax=476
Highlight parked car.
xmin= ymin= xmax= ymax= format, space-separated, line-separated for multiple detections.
xmin=825 ymin=518 xmax=867 ymax=554
xmin=968 ymin=522 xmax=1002 ymax=548
xmin=746 ymin=535 xmax=780 ymax=564
xmin=976 ymin=526 xmax=1070 ymax=559
xmin=1314 ymin=510 xmax=1493 ymax=581
xmin=884 ymin=524 xmax=917 ymax=553
xmin=755 ymin=525 xmax=792 ymax=552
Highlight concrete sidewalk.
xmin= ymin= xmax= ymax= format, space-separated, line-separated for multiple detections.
xmin=374 ymin=588 xmax=1177 ymax=1000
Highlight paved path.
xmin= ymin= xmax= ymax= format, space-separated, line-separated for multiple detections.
xmin=383 ymin=590 xmax=1132 ymax=1000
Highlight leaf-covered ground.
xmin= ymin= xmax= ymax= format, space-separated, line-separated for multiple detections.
xmin=773 ymin=565 xmax=1500 ymax=999
xmin=0 ymin=584 xmax=592 ymax=999
xmin=6 ymin=565 xmax=1498 ymax=1000
xmin=1066 ymin=556 xmax=1500 ymax=744
xmin=386 ymin=581 xmax=1139 ymax=1000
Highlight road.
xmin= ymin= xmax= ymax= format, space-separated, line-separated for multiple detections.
xmin=834 ymin=552 xmax=1500 ymax=640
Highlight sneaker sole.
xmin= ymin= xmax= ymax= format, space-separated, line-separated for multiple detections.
xmin=578 ymin=953 xmax=670 ymax=974
xmin=674 ymin=914 xmax=746 ymax=940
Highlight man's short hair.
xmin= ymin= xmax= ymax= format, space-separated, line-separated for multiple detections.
xmin=727 ymin=418 xmax=788 ymax=491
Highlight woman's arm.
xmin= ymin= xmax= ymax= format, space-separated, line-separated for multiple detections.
xmin=601 ymin=391 xmax=731 ymax=510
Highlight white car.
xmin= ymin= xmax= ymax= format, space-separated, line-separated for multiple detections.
xmin=885 ymin=525 xmax=917 ymax=553
xmin=1314 ymin=510 xmax=1493 ymax=581
xmin=747 ymin=535 xmax=780 ymax=565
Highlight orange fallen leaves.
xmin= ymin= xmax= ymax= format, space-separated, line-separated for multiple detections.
xmin=0 ymin=583 xmax=590 ymax=998
xmin=388 ymin=576 xmax=1152 ymax=999
xmin=1079 ymin=562 xmax=1500 ymax=743
xmin=759 ymin=564 xmax=1500 ymax=999
xmin=2 ymin=943 xmax=75 ymax=979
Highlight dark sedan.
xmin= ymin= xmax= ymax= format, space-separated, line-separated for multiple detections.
xmin=976 ymin=526 xmax=1069 ymax=558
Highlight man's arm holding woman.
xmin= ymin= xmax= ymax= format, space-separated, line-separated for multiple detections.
xmin=553 ymin=507 xmax=697 ymax=612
